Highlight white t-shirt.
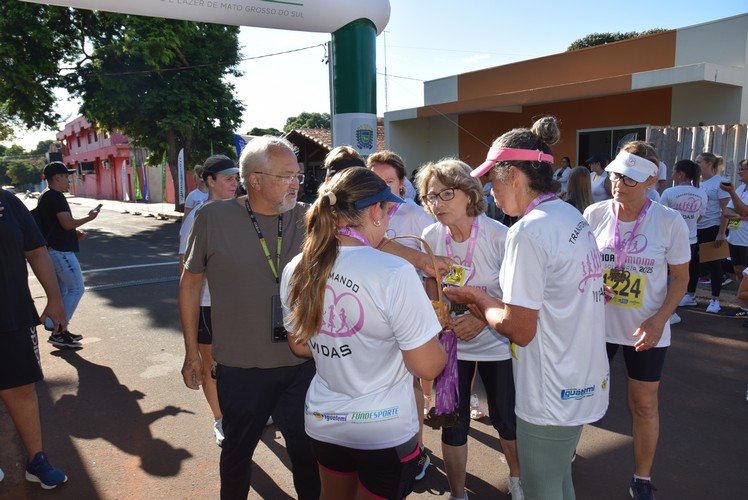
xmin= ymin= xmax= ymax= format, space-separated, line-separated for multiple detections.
xmin=281 ymin=247 xmax=441 ymax=450
xmin=404 ymin=178 xmax=417 ymax=201
xmin=555 ymin=167 xmax=570 ymax=193
xmin=590 ymin=172 xmax=610 ymax=203
xmin=502 ymin=199 xmax=609 ymax=426
xmin=421 ymin=214 xmax=510 ymax=361
xmin=584 ymin=200 xmax=691 ymax=347
xmin=726 ymin=183 xmax=748 ymax=247
xmin=385 ymin=200 xmax=435 ymax=251
xmin=179 ymin=200 xmax=211 ymax=306
xmin=660 ymin=185 xmax=708 ymax=244
xmin=184 ymin=188 xmax=209 ymax=210
xmin=698 ymin=175 xmax=730 ymax=229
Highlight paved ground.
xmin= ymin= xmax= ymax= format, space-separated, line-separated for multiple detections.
xmin=1 ymin=194 xmax=747 ymax=499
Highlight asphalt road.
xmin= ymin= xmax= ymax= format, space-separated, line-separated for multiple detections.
xmin=1 ymin=196 xmax=747 ymax=499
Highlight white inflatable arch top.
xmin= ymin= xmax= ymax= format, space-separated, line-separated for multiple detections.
xmin=23 ymin=0 xmax=391 ymax=34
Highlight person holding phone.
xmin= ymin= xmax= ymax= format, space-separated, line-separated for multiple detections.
xmin=35 ymin=161 xmax=99 ymax=347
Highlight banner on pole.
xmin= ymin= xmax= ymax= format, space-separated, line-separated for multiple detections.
xmin=178 ymin=148 xmax=186 ymax=205
xmin=121 ymin=160 xmax=129 ymax=202
xmin=141 ymin=162 xmax=149 ymax=202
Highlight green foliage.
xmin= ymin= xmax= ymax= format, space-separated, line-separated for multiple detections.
xmin=248 ymin=127 xmax=283 ymax=137
xmin=6 ymin=159 xmax=42 ymax=187
xmin=31 ymin=140 xmax=62 ymax=155
xmin=283 ymin=112 xmax=331 ymax=133
xmin=567 ymin=29 xmax=667 ymax=51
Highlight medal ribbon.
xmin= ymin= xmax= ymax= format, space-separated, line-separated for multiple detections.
xmin=245 ymin=199 xmax=283 ymax=283
xmin=523 ymin=192 xmax=556 ymax=217
xmin=445 ymin=217 xmax=479 ymax=273
xmin=612 ymin=199 xmax=651 ymax=270
xmin=337 ymin=226 xmax=371 ymax=247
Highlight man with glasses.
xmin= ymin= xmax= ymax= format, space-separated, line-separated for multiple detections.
xmin=179 ymin=137 xmax=320 ymax=499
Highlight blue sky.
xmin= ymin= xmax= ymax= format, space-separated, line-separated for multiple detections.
xmin=7 ymin=0 xmax=748 ymax=149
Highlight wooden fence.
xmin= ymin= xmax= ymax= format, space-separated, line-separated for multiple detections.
xmin=647 ymin=124 xmax=748 ymax=183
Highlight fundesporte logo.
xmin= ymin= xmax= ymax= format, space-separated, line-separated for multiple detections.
xmin=355 ymin=124 xmax=374 ymax=150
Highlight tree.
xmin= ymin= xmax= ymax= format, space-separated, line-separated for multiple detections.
xmin=283 ymin=112 xmax=331 ymax=133
xmin=247 ymin=127 xmax=283 ymax=137
xmin=6 ymin=159 xmax=42 ymax=187
xmin=0 ymin=2 xmax=244 ymax=210
xmin=567 ymin=29 xmax=666 ymax=51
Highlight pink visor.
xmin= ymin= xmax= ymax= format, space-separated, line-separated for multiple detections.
xmin=471 ymin=147 xmax=554 ymax=178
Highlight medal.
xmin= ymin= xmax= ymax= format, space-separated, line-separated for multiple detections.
xmin=609 ymin=267 xmax=628 ymax=282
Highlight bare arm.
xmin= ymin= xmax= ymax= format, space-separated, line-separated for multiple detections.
xmin=401 ymin=336 xmax=446 ymax=380
xmin=25 ymin=246 xmax=67 ymax=332
xmin=56 ymin=209 xmax=98 ymax=231
xmin=178 ymin=269 xmax=205 ymax=390
xmin=715 ymin=197 xmax=730 ymax=247
xmin=634 ymin=262 xmax=689 ymax=351
xmin=720 ymin=183 xmax=748 ymax=217
xmin=378 ymin=238 xmax=452 ymax=278
xmin=287 ymin=334 xmax=313 ymax=358
xmin=443 ymin=286 xmax=539 ymax=346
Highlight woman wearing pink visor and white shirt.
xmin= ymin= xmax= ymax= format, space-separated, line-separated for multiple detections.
xmin=445 ymin=116 xmax=609 ymax=500
xmin=584 ymin=142 xmax=690 ymax=500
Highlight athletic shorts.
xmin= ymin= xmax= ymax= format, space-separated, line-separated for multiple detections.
xmin=729 ymin=244 xmax=748 ymax=269
xmin=607 ymin=343 xmax=668 ymax=382
xmin=310 ymin=434 xmax=419 ymax=500
xmin=197 ymin=306 xmax=213 ymax=345
xmin=0 ymin=327 xmax=43 ymax=391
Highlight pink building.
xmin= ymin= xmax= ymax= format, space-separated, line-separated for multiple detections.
xmin=56 ymin=116 xmax=180 ymax=202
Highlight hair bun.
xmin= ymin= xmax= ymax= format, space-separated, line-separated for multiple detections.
xmin=531 ymin=116 xmax=561 ymax=146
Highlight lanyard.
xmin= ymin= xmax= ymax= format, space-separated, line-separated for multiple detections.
xmin=337 ymin=226 xmax=371 ymax=246
xmin=244 ymin=199 xmax=283 ymax=283
xmin=388 ymin=202 xmax=402 ymax=218
xmin=612 ymin=199 xmax=651 ymax=269
xmin=445 ymin=217 xmax=479 ymax=271
xmin=523 ymin=192 xmax=556 ymax=217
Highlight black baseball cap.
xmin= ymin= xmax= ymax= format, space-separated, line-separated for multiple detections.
xmin=202 ymin=159 xmax=240 ymax=180
xmin=43 ymin=161 xmax=75 ymax=179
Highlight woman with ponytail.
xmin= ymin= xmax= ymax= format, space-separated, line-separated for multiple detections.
xmin=280 ymin=167 xmax=446 ymax=500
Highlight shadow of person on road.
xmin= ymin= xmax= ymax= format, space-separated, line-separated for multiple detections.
xmin=51 ymin=349 xmax=193 ymax=476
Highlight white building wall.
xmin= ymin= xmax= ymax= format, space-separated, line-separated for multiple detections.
xmin=385 ymin=113 xmax=459 ymax=174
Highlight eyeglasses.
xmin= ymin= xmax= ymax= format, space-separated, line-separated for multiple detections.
xmin=424 ymin=188 xmax=456 ymax=205
xmin=254 ymin=172 xmax=304 ymax=184
xmin=609 ymin=172 xmax=640 ymax=187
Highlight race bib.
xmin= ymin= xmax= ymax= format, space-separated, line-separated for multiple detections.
xmin=603 ymin=269 xmax=646 ymax=309
xmin=728 ymin=219 xmax=741 ymax=231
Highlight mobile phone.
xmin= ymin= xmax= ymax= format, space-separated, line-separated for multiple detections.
xmin=271 ymin=295 xmax=288 ymax=343
xmin=93 ymin=203 xmax=103 ymax=212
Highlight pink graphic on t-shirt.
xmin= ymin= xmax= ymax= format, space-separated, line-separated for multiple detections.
xmin=674 ymin=195 xmax=703 ymax=214
xmin=319 ymin=285 xmax=364 ymax=338
xmin=578 ymin=231 xmax=603 ymax=292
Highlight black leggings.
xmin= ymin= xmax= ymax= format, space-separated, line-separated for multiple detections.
xmin=696 ymin=225 xmax=724 ymax=297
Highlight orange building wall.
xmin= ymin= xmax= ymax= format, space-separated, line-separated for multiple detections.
xmin=458 ymin=31 xmax=677 ymax=100
xmin=458 ymin=88 xmax=672 ymax=168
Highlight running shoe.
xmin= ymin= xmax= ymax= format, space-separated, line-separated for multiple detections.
xmin=214 ymin=418 xmax=224 ymax=447
xmin=25 ymin=452 xmax=67 ymax=490
xmin=508 ymin=476 xmax=525 ymax=500
xmin=470 ymin=394 xmax=486 ymax=420
xmin=415 ymin=446 xmax=430 ymax=481
xmin=67 ymin=330 xmax=83 ymax=342
xmin=722 ymin=276 xmax=734 ymax=286
xmin=706 ymin=298 xmax=721 ymax=314
xmin=678 ymin=294 xmax=697 ymax=307
xmin=698 ymin=277 xmax=711 ymax=285
xmin=0 ymin=467 xmax=4 ymax=482
xmin=47 ymin=331 xmax=81 ymax=348
xmin=669 ymin=313 xmax=681 ymax=325
xmin=629 ymin=477 xmax=657 ymax=499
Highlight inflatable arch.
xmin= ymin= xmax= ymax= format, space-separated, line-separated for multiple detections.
xmin=23 ymin=0 xmax=391 ymax=155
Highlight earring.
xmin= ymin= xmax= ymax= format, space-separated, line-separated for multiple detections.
xmin=374 ymin=220 xmax=381 ymax=227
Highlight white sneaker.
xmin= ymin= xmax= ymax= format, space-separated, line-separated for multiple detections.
xmin=706 ymin=298 xmax=721 ymax=314
xmin=266 ymin=416 xmax=274 ymax=426
xmin=669 ymin=313 xmax=681 ymax=325
xmin=214 ymin=418 xmax=224 ymax=447
xmin=508 ymin=476 xmax=525 ymax=500
xmin=678 ymin=294 xmax=697 ymax=307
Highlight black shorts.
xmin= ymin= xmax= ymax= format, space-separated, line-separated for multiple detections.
xmin=0 ymin=327 xmax=43 ymax=390
xmin=197 ymin=306 xmax=213 ymax=345
xmin=311 ymin=434 xmax=419 ymax=500
xmin=607 ymin=343 xmax=668 ymax=382
xmin=729 ymin=244 xmax=748 ymax=269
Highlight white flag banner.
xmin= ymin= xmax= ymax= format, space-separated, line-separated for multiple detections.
xmin=121 ymin=160 xmax=130 ymax=202
xmin=178 ymin=148 xmax=186 ymax=205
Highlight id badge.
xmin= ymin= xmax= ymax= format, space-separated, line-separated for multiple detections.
xmin=271 ymin=295 xmax=288 ymax=343
xmin=443 ymin=264 xmax=471 ymax=287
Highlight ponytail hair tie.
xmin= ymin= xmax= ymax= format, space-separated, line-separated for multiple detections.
xmin=327 ymin=191 xmax=337 ymax=206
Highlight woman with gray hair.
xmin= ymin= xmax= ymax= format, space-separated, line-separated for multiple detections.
xmin=416 ymin=158 xmax=521 ymax=500
xmin=444 ymin=117 xmax=609 ymax=500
